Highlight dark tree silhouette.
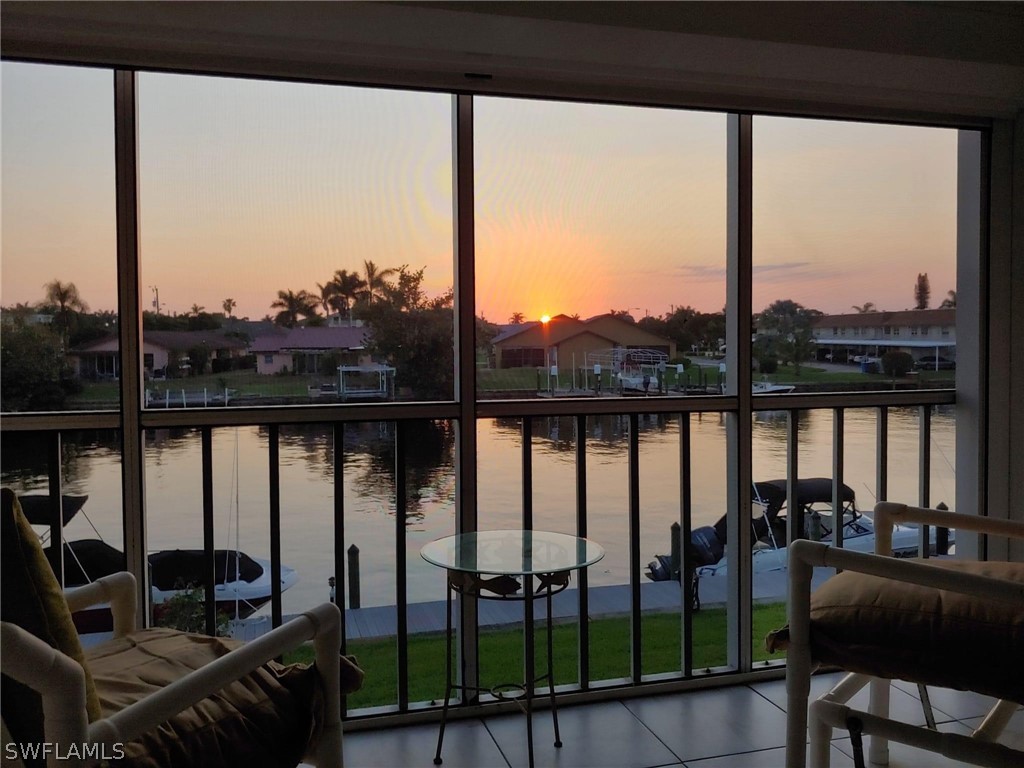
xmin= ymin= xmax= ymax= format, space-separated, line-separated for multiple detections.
xmin=914 ymin=273 xmax=931 ymax=309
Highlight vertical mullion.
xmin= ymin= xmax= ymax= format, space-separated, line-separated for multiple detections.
xmin=47 ymin=432 xmax=64 ymax=586
xmin=832 ymin=408 xmax=845 ymax=551
xmin=452 ymin=93 xmax=479 ymax=702
xmin=679 ymin=414 xmax=693 ymax=677
xmin=575 ymin=414 xmax=590 ymax=689
xmin=628 ymin=413 xmax=642 ymax=682
xmin=919 ymin=405 xmax=932 ymax=557
xmin=786 ymin=410 xmax=801 ymax=545
xmin=333 ymin=423 xmax=347 ymax=656
xmin=876 ymin=407 xmax=889 ymax=504
xmin=269 ymin=424 xmax=282 ymax=628
xmin=395 ymin=421 xmax=409 ymax=710
xmin=114 ymin=68 xmax=148 ymax=626
xmin=725 ymin=112 xmax=754 ymax=672
xmin=201 ymin=427 xmax=216 ymax=636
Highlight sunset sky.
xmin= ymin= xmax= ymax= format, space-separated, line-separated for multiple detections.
xmin=2 ymin=62 xmax=958 ymax=324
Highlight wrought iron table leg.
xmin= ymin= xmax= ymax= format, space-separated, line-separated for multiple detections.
xmin=546 ymin=586 xmax=562 ymax=748
xmin=524 ymin=574 xmax=535 ymax=768
xmin=433 ymin=582 xmax=454 ymax=764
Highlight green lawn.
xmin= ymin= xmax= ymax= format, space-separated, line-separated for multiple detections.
xmin=285 ymin=602 xmax=788 ymax=709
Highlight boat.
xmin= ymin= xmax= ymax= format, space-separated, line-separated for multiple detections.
xmin=20 ymin=493 xmax=298 ymax=633
xmin=645 ymin=478 xmax=955 ymax=582
xmin=752 ymin=378 xmax=796 ymax=394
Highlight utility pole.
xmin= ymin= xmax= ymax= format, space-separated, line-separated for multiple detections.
xmin=150 ymin=286 xmax=161 ymax=314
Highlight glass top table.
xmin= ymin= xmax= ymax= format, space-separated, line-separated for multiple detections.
xmin=420 ymin=529 xmax=604 ymax=577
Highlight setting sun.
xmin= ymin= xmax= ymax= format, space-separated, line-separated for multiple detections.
xmin=540 ymin=314 xmax=551 ymax=324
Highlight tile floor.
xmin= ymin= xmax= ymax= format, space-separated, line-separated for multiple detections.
xmin=340 ymin=674 xmax=1023 ymax=767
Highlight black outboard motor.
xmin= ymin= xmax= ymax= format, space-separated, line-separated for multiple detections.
xmin=690 ymin=525 xmax=725 ymax=567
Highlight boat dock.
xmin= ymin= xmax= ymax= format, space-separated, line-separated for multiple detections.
xmin=228 ymin=568 xmax=835 ymax=642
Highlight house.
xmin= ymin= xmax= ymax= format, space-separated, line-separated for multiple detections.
xmin=492 ymin=313 xmax=676 ymax=369
xmin=2 ymin=2 xmax=1022 ymax=761
xmin=71 ymin=330 xmax=248 ymax=379
xmin=249 ymin=325 xmax=369 ymax=375
xmin=811 ymin=309 xmax=956 ymax=363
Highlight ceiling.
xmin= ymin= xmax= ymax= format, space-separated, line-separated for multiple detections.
xmin=2 ymin=1 xmax=1022 ymax=122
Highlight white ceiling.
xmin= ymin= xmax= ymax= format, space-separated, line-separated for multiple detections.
xmin=2 ymin=1 xmax=1022 ymax=122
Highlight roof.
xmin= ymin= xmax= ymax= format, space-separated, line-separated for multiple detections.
xmin=73 ymin=330 xmax=249 ymax=354
xmin=251 ymin=325 xmax=367 ymax=353
xmin=812 ymin=309 xmax=955 ymax=329
xmin=814 ymin=339 xmax=955 ymax=349
xmin=491 ymin=321 xmax=540 ymax=344
xmin=492 ymin=313 xmax=671 ymax=348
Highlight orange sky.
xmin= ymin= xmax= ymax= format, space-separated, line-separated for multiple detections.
xmin=2 ymin=64 xmax=958 ymax=324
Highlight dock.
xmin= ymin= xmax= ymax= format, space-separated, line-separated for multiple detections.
xmin=228 ymin=568 xmax=835 ymax=642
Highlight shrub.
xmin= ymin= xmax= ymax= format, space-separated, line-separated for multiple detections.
xmin=758 ymin=355 xmax=779 ymax=374
xmin=882 ymin=350 xmax=914 ymax=378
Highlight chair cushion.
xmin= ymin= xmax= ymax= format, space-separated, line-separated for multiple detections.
xmin=1 ymin=488 xmax=102 ymax=755
xmin=86 ymin=627 xmax=323 ymax=768
xmin=771 ymin=559 xmax=1024 ymax=704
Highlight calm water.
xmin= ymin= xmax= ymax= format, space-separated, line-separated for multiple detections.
xmin=2 ymin=408 xmax=955 ymax=614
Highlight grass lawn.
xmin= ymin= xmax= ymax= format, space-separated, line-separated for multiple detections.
xmin=285 ymin=602 xmax=788 ymax=709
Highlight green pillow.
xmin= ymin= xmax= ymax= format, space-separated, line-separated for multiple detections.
xmin=1 ymin=488 xmax=102 ymax=758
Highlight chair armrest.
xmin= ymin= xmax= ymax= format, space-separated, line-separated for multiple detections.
xmin=64 ymin=571 xmax=137 ymax=638
xmin=87 ymin=601 xmax=343 ymax=765
xmin=0 ymin=622 xmax=90 ymax=758
xmin=873 ymin=502 xmax=1024 ymax=555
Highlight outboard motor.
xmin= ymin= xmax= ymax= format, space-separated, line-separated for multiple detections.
xmin=690 ymin=525 xmax=725 ymax=567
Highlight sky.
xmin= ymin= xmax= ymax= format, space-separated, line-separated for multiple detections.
xmin=2 ymin=62 xmax=958 ymax=324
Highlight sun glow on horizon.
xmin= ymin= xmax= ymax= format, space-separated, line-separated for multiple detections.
xmin=540 ymin=314 xmax=551 ymax=324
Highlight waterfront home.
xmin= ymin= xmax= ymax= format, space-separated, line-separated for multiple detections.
xmin=491 ymin=313 xmax=676 ymax=370
xmin=70 ymin=330 xmax=248 ymax=380
xmin=811 ymin=309 xmax=956 ymax=365
xmin=250 ymin=325 xmax=369 ymax=376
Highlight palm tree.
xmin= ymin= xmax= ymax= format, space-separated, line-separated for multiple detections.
xmin=315 ymin=282 xmax=336 ymax=316
xmin=360 ymin=260 xmax=397 ymax=304
xmin=43 ymin=279 xmax=88 ymax=348
xmin=940 ymin=289 xmax=957 ymax=309
xmin=508 ymin=311 xmax=525 ymax=324
xmin=270 ymin=289 xmax=319 ymax=328
xmin=851 ymin=302 xmax=877 ymax=313
xmin=327 ymin=269 xmax=366 ymax=314
xmin=189 ymin=303 xmax=205 ymax=317
xmin=222 ymin=298 xmax=236 ymax=317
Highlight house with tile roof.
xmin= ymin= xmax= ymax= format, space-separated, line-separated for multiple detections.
xmin=491 ymin=313 xmax=675 ymax=370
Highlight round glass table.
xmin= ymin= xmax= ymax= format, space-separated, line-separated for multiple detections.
xmin=421 ymin=530 xmax=604 ymax=767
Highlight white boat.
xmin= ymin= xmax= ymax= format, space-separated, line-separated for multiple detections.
xmin=752 ymin=378 xmax=796 ymax=394
xmin=646 ymin=478 xmax=954 ymax=582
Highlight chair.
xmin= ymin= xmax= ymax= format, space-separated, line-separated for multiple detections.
xmin=1 ymin=488 xmax=356 ymax=768
xmin=773 ymin=501 xmax=1024 ymax=767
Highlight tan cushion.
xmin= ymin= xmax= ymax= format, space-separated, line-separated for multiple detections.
xmin=0 ymin=488 xmax=102 ymax=762
xmin=87 ymin=627 xmax=323 ymax=768
xmin=771 ymin=559 xmax=1024 ymax=704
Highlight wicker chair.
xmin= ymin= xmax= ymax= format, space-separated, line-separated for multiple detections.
xmin=1 ymin=488 xmax=351 ymax=768
xmin=773 ymin=502 xmax=1024 ymax=767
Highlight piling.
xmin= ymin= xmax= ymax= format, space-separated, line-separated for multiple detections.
xmin=347 ymin=544 xmax=361 ymax=609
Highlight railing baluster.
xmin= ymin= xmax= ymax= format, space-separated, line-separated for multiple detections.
xmin=333 ymin=422 xmax=347 ymax=658
xmin=201 ymin=427 xmax=216 ymax=636
xmin=832 ymin=408 xmax=845 ymax=551
xmin=269 ymin=424 xmax=282 ymax=629
xmin=877 ymin=407 xmax=889 ymax=503
xmin=574 ymin=414 xmax=590 ymax=689
xmin=395 ymin=420 xmax=409 ymax=710
xmin=522 ymin=417 xmax=533 ymax=530
xmin=786 ymin=410 xmax=801 ymax=544
xmin=919 ymin=404 xmax=932 ymax=557
xmin=679 ymin=413 xmax=693 ymax=677
xmin=628 ymin=413 xmax=642 ymax=682
xmin=47 ymin=432 xmax=64 ymax=586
